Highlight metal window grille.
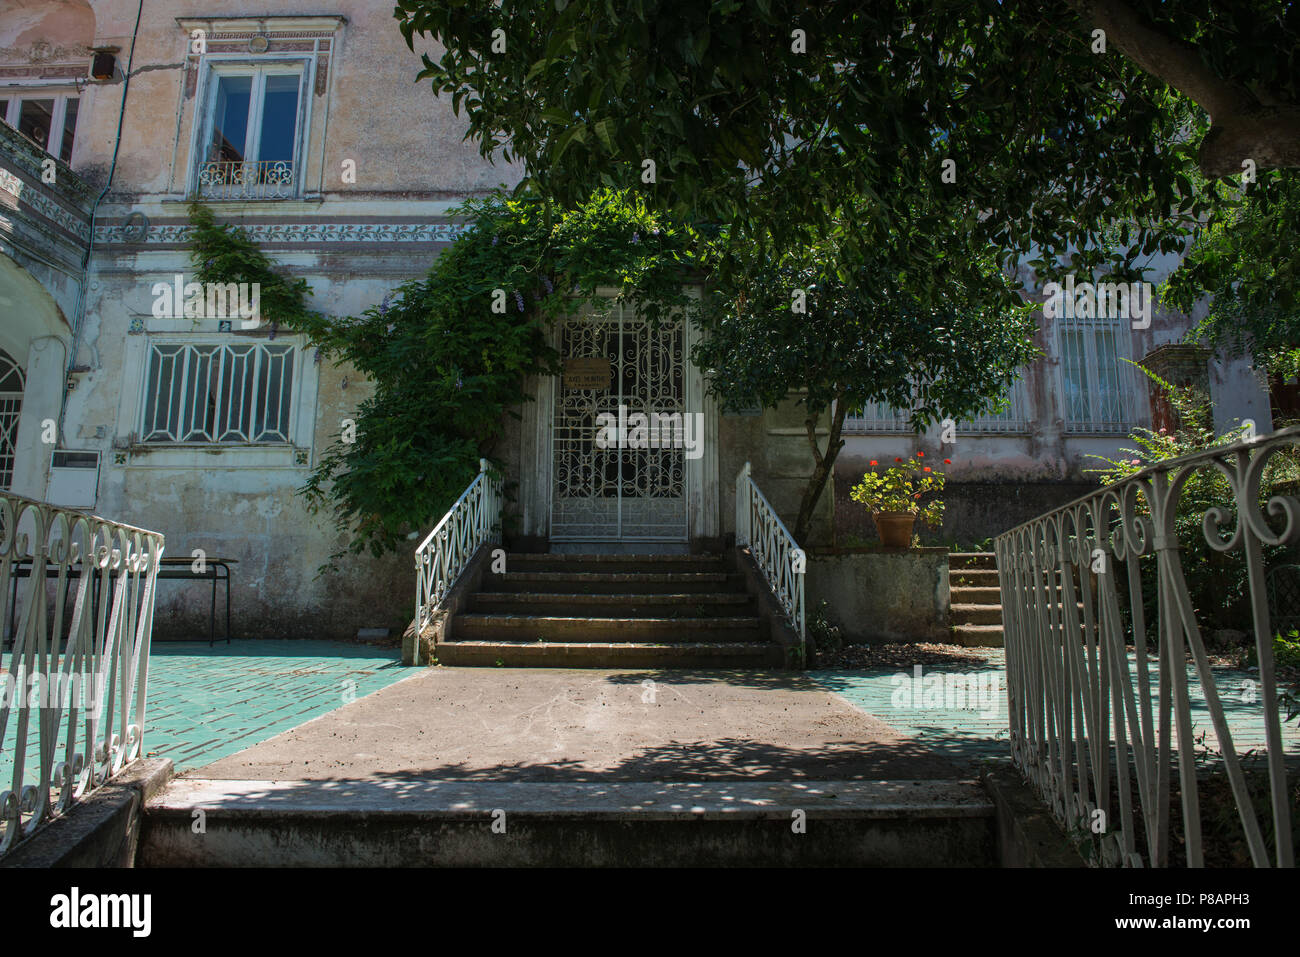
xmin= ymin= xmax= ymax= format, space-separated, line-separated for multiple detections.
xmin=141 ymin=342 xmax=294 ymax=443
xmin=1059 ymin=317 xmax=1134 ymax=433
xmin=0 ymin=349 xmax=23 ymax=488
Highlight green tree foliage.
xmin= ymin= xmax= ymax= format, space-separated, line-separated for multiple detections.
xmin=393 ymin=0 xmax=1300 ymax=279
xmin=693 ymin=213 xmax=1037 ymax=540
xmin=189 ymin=193 xmax=700 ymax=565
xmin=1163 ymin=172 xmax=1300 ymax=380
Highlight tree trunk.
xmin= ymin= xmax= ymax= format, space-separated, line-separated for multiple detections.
xmin=793 ymin=397 xmax=848 ymax=543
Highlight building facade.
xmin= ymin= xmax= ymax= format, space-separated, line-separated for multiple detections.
xmin=0 ymin=0 xmax=1273 ymax=640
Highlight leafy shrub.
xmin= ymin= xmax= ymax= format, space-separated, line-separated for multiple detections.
xmin=1088 ymin=364 xmax=1296 ymax=632
xmin=190 ymin=192 xmax=700 ymax=567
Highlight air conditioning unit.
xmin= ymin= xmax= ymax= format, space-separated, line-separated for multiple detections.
xmin=46 ymin=450 xmax=100 ymax=509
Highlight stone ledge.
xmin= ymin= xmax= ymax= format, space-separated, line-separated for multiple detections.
xmin=981 ymin=764 xmax=1087 ymax=867
xmin=149 ymin=777 xmax=994 ymax=821
xmin=1 ymin=757 xmax=174 ymax=868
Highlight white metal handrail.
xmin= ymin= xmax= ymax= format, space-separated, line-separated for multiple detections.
xmin=415 ymin=459 xmax=502 ymax=632
xmin=0 ymin=492 xmax=164 ymax=858
xmin=736 ymin=461 xmax=806 ymax=642
xmin=996 ymin=425 xmax=1300 ymax=867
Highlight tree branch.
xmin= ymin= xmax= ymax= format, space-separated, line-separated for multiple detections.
xmin=1064 ymin=0 xmax=1300 ymax=176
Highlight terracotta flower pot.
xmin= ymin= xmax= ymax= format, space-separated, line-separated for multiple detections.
xmin=872 ymin=511 xmax=916 ymax=548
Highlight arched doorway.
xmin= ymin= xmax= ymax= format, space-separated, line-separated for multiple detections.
xmin=0 ymin=348 xmax=23 ymax=490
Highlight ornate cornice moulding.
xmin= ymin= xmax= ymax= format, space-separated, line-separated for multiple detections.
xmin=93 ymin=220 xmax=474 ymax=245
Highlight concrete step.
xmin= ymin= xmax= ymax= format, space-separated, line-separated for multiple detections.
xmin=951 ymin=624 xmax=1005 ymax=648
xmin=484 ymin=570 xmax=746 ymax=595
xmin=501 ymin=553 xmax=728 ymax=574
xmin=467 ymin=591 xmax=757 ymax=618
xmin=432 ymin=640 xmax=783 ymax=668
xmin=950 ymin=603 xmax=1003 ymax=626
xmin=140 ymin=778 xmax=997 ymax=867
xmin=948 ymin=551 xmax=997 ymax=570
xmin=451 ymin=614 xmax=765 ymax=643
xmin=950 ymin=585 xmax=1002 ymax=604
xmin=947 ymin=568 xmax=1000 ymax=587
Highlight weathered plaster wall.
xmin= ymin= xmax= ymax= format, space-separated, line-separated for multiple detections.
xmin=806 ymin=549 xmax=950 ymax=643
xmin=1 ymin=0 xmax=522 ymax=638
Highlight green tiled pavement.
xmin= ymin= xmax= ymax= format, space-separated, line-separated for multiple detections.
xmin=1 ymin=639 xmax=411 ymax=780
xmin=813 ymin=649 xmax=1300 ymax=770
xmin=144 ymin=640 xmax=410 ymax=771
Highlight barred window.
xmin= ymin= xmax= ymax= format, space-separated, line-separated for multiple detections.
xmin=0 ymin=348 xmax=23 ymax=488
xmin=1059 ymin=318 xmax=1132 ymax=433
xmin=844 ymin=375 xmax=1028 ymax=436
xmin=957 ymin=378 xmax=1029 ymax=434
xmin=843 ymin=400 xmax=913 ymax=434
xmin=141 ymin=342 xmax=294 ymax=443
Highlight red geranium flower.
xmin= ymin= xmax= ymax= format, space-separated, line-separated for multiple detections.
xmin=923 ymin=466 xmax=931 ymax=472
xmin=895 ymin=457 xmax=903 ymax=462
xmin=869 ymin=460 xmax=878 ymax=466
xmin=916 ymin=451 xmax=924 ymax=457
xmin=943 ymin=459 xmax=951 ymax=464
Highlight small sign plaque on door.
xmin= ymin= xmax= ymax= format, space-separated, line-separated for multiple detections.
xmin=564 ymin=357 xmax=612 ymax=390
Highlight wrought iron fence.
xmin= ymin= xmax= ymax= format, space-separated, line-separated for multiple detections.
xmin=0 ymin=492 xmax=164 ymax=858
xmin=195 ymin=159 xmax=295 ymax=201
xmin=735 ymin=461 xmax=806 ymax=642
xmin=996 ymin=426 xmax=1299 ymax=867
xmin=415 ymin=459 xmax=502 ymax=633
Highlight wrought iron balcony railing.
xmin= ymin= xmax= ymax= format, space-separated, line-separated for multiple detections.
xmin=195 ymin=159 xmax=296 ymax=201
xmin=0 ymin=492 xmax=164 ymax=858
xmin=996 ymin=426 xmax=1300 ymax=867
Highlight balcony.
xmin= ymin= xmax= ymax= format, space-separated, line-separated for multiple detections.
xmin=195 ymin=159 xmax=296 ymax=201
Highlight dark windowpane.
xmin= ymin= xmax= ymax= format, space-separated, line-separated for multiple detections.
xmin=18 ymin=99 xmax=54 ymax=151
xmin=0 ymin=100 xmax=9 ymax=125
xmin=59 ymin=97 xmax=78 ymax=162
xmin=258 ymin=74 xmax=299 ymax=163
xmin=210 ymin=75 xmax=252 ymax=162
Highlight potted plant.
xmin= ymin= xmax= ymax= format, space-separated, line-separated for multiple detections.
xmin=849 ymin=453 xmax=946 ymax=547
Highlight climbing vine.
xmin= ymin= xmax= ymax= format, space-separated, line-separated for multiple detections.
xmin=188 ymin=192 xmax=701 ymax=567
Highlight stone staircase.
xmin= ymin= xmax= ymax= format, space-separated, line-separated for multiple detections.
xmin=949 ymin=552 xmax=1004 ymax=647
xmin=434 ymin=552 xmax=784 ymax=668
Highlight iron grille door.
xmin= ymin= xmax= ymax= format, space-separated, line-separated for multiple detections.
xmin=551 ymin=304 xmax=687 ymax=541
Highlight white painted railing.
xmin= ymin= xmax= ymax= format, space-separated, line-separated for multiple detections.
xmin=735 ymin=462 xmax=806 ymax=642
xmin=415 ymin=459 xmax=502 ymax=632
xmin=996 ymin=426 xmax=1299 ymax=867
xmin=0 ymin=492 xmax=164 ymax=858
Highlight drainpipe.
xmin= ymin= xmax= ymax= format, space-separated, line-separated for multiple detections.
xmin=57 ymin=0 xmax=145 ymax=444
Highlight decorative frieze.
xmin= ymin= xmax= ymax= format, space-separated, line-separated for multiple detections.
xmin=94 ymin=220 xmax=472 ymax=245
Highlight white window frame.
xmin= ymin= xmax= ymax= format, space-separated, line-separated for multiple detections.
xmin=137 ymin=337 xmax=302 ymax=447
xmin=188 ymin=58 xmax=312 ymax=200
xmin=0 ymin=89 xmax=79 ymax=160
xmin=1056 ymin=316 xmax=1136 ymax=434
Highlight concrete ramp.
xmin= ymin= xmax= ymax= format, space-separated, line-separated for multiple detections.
xmin=141 ymin=778 xmax=995 ymax=867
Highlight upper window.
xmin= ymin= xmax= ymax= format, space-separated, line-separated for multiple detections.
xmin=0 ymin=92 xmax=79 ymax=162
xmin=193 ymin=64 xmax=306 ymax=201
xmin=1059 ymin=317 xmax=1133 ymax=433
xmin=141 ymin=341 xmax=295 ymax=444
